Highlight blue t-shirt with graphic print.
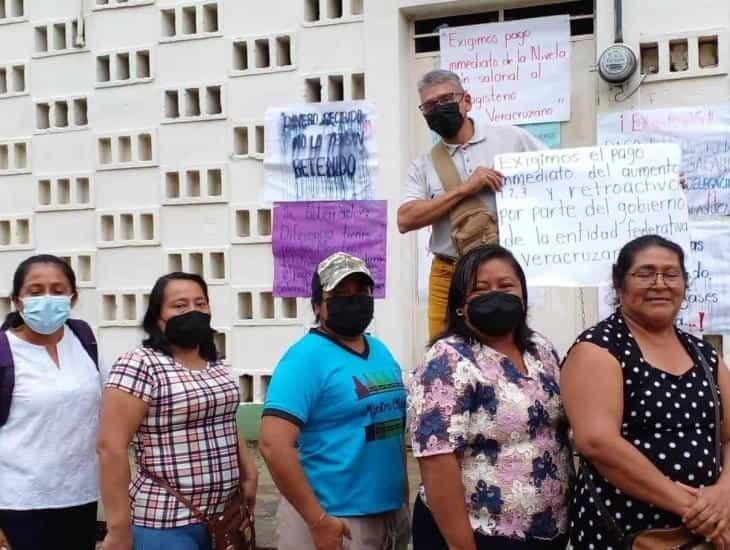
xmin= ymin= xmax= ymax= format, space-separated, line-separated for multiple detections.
xmin=263 ymin=330 xmax=406 ymax=516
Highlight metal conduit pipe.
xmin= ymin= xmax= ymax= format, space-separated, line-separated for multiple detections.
xmin=614 ymin=0 xmax=624 ymax=43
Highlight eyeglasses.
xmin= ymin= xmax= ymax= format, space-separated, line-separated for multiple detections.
xmin=629 ymin=270 xmax=685 ymax=288
xmin=418 ymin=92 xmax=465 ymax=114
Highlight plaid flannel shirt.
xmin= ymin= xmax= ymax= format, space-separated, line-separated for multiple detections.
xmin=106 ymin=346 xmax=240 ymax=528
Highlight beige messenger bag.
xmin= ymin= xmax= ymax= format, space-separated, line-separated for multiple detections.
xmin=430 ymin=141 xmax=499 ymax=257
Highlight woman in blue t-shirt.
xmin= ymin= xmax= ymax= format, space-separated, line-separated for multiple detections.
xmin=260 ymin=252 xmax=410 ymax=550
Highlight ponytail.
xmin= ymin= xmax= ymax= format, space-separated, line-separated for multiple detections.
xmin=1 ymin=311 xmax=23 ymax=331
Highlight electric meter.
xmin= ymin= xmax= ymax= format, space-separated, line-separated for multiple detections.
xmin=597 ymin=43 xmax=638 ymax=84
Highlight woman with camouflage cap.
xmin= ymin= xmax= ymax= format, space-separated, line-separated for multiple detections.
xmin=260 ymin=252 xmax=410 ymax=550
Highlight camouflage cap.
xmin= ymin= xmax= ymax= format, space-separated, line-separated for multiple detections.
xmin=317 ymin=252 xmax=373 ymax=292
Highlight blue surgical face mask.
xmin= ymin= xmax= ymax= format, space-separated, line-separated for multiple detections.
xmin=20 ymin=295 xmax=72 ymax=335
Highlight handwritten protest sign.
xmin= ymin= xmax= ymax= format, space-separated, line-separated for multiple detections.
xmin=439 ymin=15 xmax=571 ymax=125
xmin=272 ymin=200 xmax=387 ymax=297
xmin=599 ymin=221 xmax=730 ymax=334
xmin=415 ymin=118 xmax=559 ymax=304
xmin=495 ymin=143 xmax=690 ymax=287
xmin=679 ymin=221 xmax=730 ymax=333
xmin=598 ymin=104 xmax=730 ymax=218
xmin=263 ymin=102 xmax=377 ymax=201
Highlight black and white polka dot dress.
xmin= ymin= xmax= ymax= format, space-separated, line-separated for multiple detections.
xmin=568 ymin=310 xmax=721 ymax=549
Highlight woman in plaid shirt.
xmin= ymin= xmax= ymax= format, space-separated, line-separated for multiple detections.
xmin=98 ymin=272 xmax=258 ymax=550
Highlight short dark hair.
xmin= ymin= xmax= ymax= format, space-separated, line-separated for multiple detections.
xmin=311 ymin=271 xmax=324 ymax=309
xmin=1 ymin=254 xmax=78 ymax=331
xmin=142 ymin=272 xmax=218 ymax=362
xmin=310 ymin=271 xmax=324 ymax=323
xmin=436 ymin=245 xmax=536 ymax=355
xmin=612 ymin=235 xmax=688 ymax=296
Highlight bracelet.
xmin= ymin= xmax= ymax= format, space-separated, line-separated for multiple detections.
xmin=309 ymin=511 xmax=328 ymax=530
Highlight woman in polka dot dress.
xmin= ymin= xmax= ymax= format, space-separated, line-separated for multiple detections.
xmin=561 ymin=235 xmax=730 ymax=548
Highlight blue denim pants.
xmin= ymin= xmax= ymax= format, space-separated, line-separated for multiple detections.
xmin=132 ymin=523 xmax=212 ymax=550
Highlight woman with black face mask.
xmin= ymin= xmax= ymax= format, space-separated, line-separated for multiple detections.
xmin=260 ymin=252 xmax=410 ymax=550
xmin=408 ymin=245 xmax=571 ymax=550
xmin=98 ymin=272 xmax=258 ymax=550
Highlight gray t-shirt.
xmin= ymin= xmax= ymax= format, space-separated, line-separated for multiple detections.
xmin=401 ymin=119 xmax=545 ymax=258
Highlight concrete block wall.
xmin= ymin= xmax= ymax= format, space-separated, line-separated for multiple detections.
xmin=0 ymin=0 xmax=366 ymax=438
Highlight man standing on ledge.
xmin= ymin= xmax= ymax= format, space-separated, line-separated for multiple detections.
xmin=398 ymin=69 xmax=545 ymax=340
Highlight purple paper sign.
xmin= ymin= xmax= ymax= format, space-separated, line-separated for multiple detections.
xmin=273 ymin=200 xmax=387 ymax=298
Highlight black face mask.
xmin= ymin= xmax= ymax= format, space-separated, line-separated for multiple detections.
xmin=164 ymin=310 xmax=212 ymax=349
xmin=324 ymin=295 xmax=374 ymax=338
xmin=466 ymin=292 xmax=524 ymax=337
xmin=424 ymin=102 xmax=464 ymax=139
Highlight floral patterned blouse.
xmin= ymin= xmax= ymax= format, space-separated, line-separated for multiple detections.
xmin=408 ymin=332 xmax=572 ymax=540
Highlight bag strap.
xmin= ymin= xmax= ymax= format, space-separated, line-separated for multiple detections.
xmin=687 ymin=338 xmax=722 ymax=481
xmin=580 ymin=458 xmax=627 ymax=543
xmin=141 ymin=439 xmax=245 ymax=524
xmin=140 ymin=465 xmax=211 ymax=523
xmin=430 ymin=142 xmax=487 ymax=225
xmin=430 ymin=141 xmax=462 ymax=193
xmin=0 ymin=331 xmax=15 ymax=427
xmin=66 ymin=319 xmax=99 ymax=371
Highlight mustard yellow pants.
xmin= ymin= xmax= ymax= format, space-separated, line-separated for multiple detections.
xmin=428 ymin=257 xmax=455 ymax=341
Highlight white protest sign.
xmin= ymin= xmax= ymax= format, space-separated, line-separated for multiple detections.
xmin=598 ymin=104 xmax=730 ymax=218
xmin=263 ymin=101 xmax=377 ymax=201
xmin=495 ymin=143 xmax=690 ymax=287
xmin=598 ymin=221 xmax=730 ymax=334
xmin=679 ymin=221 xmax=730 ymax=333
xmin=439 ymin=15 xmax=571 ymax=125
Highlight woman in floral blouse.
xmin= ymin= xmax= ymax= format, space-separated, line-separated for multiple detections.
xmin=408 ymin=245 xmax=572 ymax=550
